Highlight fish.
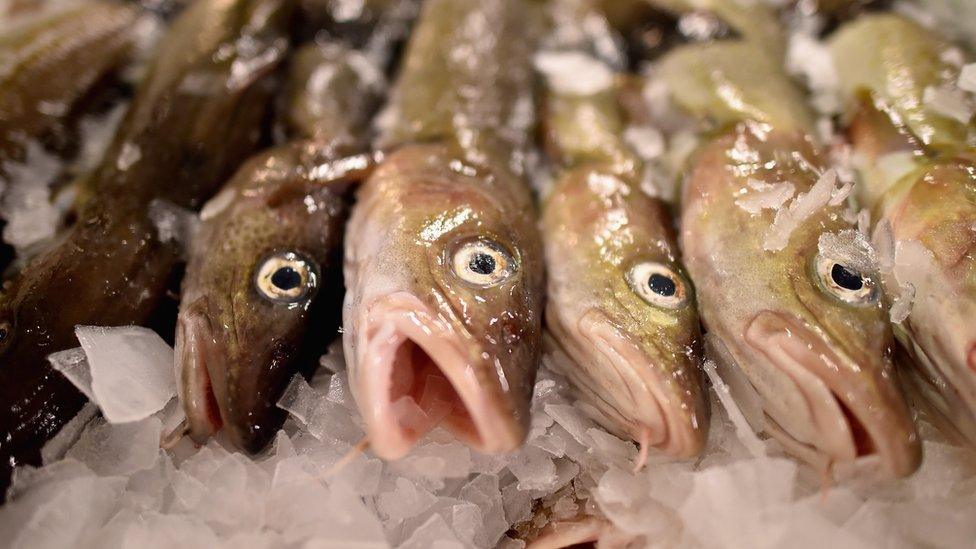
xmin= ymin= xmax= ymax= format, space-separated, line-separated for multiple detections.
xmin=0 ymin=0 xmax=291 ymax=495
xmin=342 ymin=0 xmax=545 ymax=460
xmin=0 ymin=0 xmax=137 ymax=173
xmin=175 ymin=40 xmax=384 ymax=452
xmin=664 ymin=39 xmax=921 ymax=477
xmin=830 ymin=14 xmax=976 ymax=445
xmin=538 ymin=53 xmax=708 ymax=459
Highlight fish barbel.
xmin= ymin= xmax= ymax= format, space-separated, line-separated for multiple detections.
xmin=342 ymin=0 xmax=545 ymax=459
xmin=538 ymin=50 xmax=708 ymax=459
xmin=830 ymin=14 xmax=976 ymax=445
xmin=0 ymin=0 xmax=291 ymax=493
xmin=666 ymin=36 xmax=920 ymax=477
xmin=175 ymin=39 xmax=385 ymax=452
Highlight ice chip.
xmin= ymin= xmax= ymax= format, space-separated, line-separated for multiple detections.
xmin=148 ymin=199 xmax=199 ymax=253
xmin=398 ymin=514 xmax=465 ymax=549
xmin=764 ymin=170 xmax=838 ymax=252
xmin=923 ymin=85 xmax=973 ymax=123
xmin=41 ymin=403 xmax=98 ymax=465
xmin=735 ymin=181 xmax=796 ymax=214
xmin=533 ymin=50 xmax=614 ymax=96
xmin=702 ymin=359 xmax=766 ymax=458
xmin=65 ymin=417 xmax=162 ymax=476
xmin=818 ymin=229 xmax=878 ymax=276
xmin=378 ymin=477 xmax=438 ymax=524
xmin=509 ymin=446 xmax=557 ymax=490
xmin=75 ymin=325 xmax=176 ymax=423
xmin=959 ymin=63 xmax=976 ymax=93
xmin=47 ymin=347 xmax=95 ymax=401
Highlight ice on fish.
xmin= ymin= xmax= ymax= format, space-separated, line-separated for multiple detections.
xmin=75 ymin=326 xmax=177 ymax=423
xmin=817 ymin=229 xmax=879 ymax=276
xmin=533 ymin=50 xmax=614 ymax=96
xmin=923 ymin=85 xmax=974 ymax=123
xmin=764 ymin=169 xmax=840 ymax=252
xmin=702 ymin=359 xmax=767 ymax=458
xmin=735 ymin=181 xmax=795 ymax=214
xmin=1 ymin=141 xmax=63 ymax=251
xmin=148 ymin=199 xmax=198 ymax=252
xmin=47 ymin=347 xmax=94 ymax=401
xmin=623 ymin=126 xmax=665 ymax=161
xmin=959 ymin=64 xmax=976 ymax=93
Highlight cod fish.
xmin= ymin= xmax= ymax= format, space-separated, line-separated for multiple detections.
xmin=0 ymin=0 xmax=137 ymax=175
xmin=175 ymin=40 xmax=384 ymax=452
xmin=0 ymin=0 xmax=291 ymax=494
xmin=665 ymin=37 xmax=920 ymax=477
xmin=342 ymin=0 xmax=545 ymax=460
xmin=830 ymin=15 xmax=976 ymax=445
xmin=538 ymin=52 xmax=708 ymax=460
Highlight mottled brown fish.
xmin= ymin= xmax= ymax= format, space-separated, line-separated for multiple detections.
xmin=175 ymin=41 xmax=383 ymax=451
xmin=342 ymin=0 xmax=545 ymax=459
xmin=0 ymin=0 xmax=291 ymax=493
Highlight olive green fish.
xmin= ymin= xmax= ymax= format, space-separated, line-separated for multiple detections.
xmin=0 ymin=0 xmax=137 ymax=174
xmin=175 ymin=41 xmax=383 ymax=451
xmin=538 ymin=53 xmax=708 ymax=459
xmin=830 ymin=15 xmax=976 ymax=445
xmin=0 ymin=0 xmax=291 ymax=494
xmin=666 ymin=38 xmax=920 ymax=477
xmin=342 ymin=0 xmax=545 ymax=459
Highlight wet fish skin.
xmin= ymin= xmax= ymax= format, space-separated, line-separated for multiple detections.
xmin=343 ymin=0 xmax=544 ymax=459
xmin=0 ymin=1 xmax=138 ymax=169
xmin=0 ymin=0 xmax=291 ymax=494
xmin=176 ymin=41 xmax=382 ymax=452
xmin=830 ymin=17 xmax=976 ymax=445
xmin=539 ymin=61 xmax=707 ymax=457
xmin=662 ymin=35 xmax=920 ymax=477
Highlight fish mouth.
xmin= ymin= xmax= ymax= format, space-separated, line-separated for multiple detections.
xmin=355 ymin=292 xmax=523 ymax=460
xmin=575 ymin=310 xmax=706 ymax=459
xmin=175 ymin=302 xmax=223 ymax=444
xmin=744 ymin=310 xmax=920 ymax=478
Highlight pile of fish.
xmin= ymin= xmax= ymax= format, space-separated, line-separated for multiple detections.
xmin=0 ymin=0 xmax=974 ymax=547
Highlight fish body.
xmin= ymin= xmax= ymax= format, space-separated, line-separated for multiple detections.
xmin=176 ymin=41 xmax=383 ymax=452
xmin=0 ymin=1 xmax=137 ymax=170
xmin=0 ymin=0 xmax=291 ymax=493
xmin=665 ymin=37 xmax=920 ymax=477
xmin=538 ymin=54 xmax=708 ymax=458
xmin=342 ymin=0 xmax=544 ymax=459
xmin=831 ymin=15 xmax=976 ymax=445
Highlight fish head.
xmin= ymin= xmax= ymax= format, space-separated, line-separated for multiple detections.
xmin=683 ymin=127 xmax=920 ymax=477
xmin=176 ymin=149 xmax=346 ymax=452
xmin=345 ymin=144 xmax=543 ymax=459
xmin=543 ymin=168 xmax=707 ymax=457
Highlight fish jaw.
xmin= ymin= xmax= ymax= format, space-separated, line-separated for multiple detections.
xmin=352 ymin=291 xmax=525 ymax=460
xmin=744 ymin=310 xmax=921 ymax=478
xmin=567 ymin=309 xmax=707 ymax=458
xmin=174 ymin=299 xmax=222 ymax=444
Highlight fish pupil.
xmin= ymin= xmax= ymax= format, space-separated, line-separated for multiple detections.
xmin=648 ymin=273 xmax=677 ymax=297
xmin=469 ymin=253 xmax=496 ymax=275
xmin=831 ymin=263 xmax=863 ymax=291
xmin=271 ymin=267 xmax=302 ymax=290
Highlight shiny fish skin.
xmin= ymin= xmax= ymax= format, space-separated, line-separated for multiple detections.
xmin=0 ymin=0 xmax=291 ymax=494
xmin=175 ymin=41 xmax=382 ymax=452
xmin=0 ymin=1 xmax=137 ymax=171
xmin=342 ymin=0 xmax=544 ymax=460
xmin=830 ymin=15 xmax=976 ymax=445
xmin=539 ymin=65 xmax=708 ymax=457
xmin=666 ymin=37 xmax=920 ymax=477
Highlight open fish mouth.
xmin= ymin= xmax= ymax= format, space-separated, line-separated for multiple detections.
xmin=354 ymin=292 xmax=523 ymax=460
xmin=744 ymin=310 xmax=919 ymax=478
xmin=576 ymin=310 xmax=705 ymax=459
xmin=175 ymin=304 xmax=223 ymax=444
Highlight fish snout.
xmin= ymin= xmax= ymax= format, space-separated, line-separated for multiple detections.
xmin=968 ymin=342 xmax=976 ymax=375
xmin=175 ymin=301 xmax=222 ymax=444
xmin=577 ymin=310 xmax=708 ymax=459
xmin=745 ymin=310 xmax=920 ymax=478
xmin=353 ymin=292 xmax=526 ymax=460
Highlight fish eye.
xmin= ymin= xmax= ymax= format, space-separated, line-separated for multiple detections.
xmin=627 ymin=261 xmax=688 ymax=309
xmin=0 ymin=320 xmax=11 ymax=350
xmin=254 ymin=251 xmax=319 ymax=306
xmin=814 ymin=254 xmax=877 ymax=306
xmin=451 ymin=238 xmax=517 ymax=287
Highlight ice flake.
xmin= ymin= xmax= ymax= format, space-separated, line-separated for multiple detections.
xmin=923 ymin=85 xmax=974 ymax=123
xmin=959 ymin=64 xmax=976 ymax=93
xmin=75 ymin=326 xmax=176 ymax=423
xmin=735 ymin=181 xmax=795 ymax=214
xmin=66 ymin=417 xmax=162 ymax=476
xmin=764 ymin=169 xmax=838 ymax=251
xmin=533 ymin=51 xmax=614 ymax=96
xmin=398 ymin=514 xmax=464 ymax=549
xmin=47 ymin=347 xmax=94 ymax=401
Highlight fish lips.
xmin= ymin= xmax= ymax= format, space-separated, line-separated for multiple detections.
xmin=351 ymin=291 xmax=527 ymax=460
xmin=175 ymin=299 xmax=289 ymax=453
xmin=576 ymin=309 xmax=708 ymax=459
xmin=744 ymin=310 xmax=921 ymax=478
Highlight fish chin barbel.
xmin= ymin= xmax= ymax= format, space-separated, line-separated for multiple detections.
xmin=663 ymin=35 xmax=920 ymax=477
xmin=537 ymin=50 xmax=708 ymax=460
xmin=175 ymin=40 xmax=386 ymax=452
xmin=0 ymin=0 xmax=291 ymax=494
xmin=342 ymin=0 xmax=545 ymax=459
xmin=830 ymin=14 xmax=976 ymax=445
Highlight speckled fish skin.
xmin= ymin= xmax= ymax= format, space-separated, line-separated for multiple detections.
xmin=667 ymin=39 xmax=920 ymax=477
xmin=0 ymin=0 xmax=291 ymax=494
xmin=342 ymin=0 xmax=544 ymax=460
xmin=176 ymin=41 xmax=382 ymax=452
xmin=0 ymin=1 xmax=137 ymax=171
xmin=539 ymin=71 xmax=708 ymax=457
xmin=830 ymin=15 xmax=976 ymax=445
